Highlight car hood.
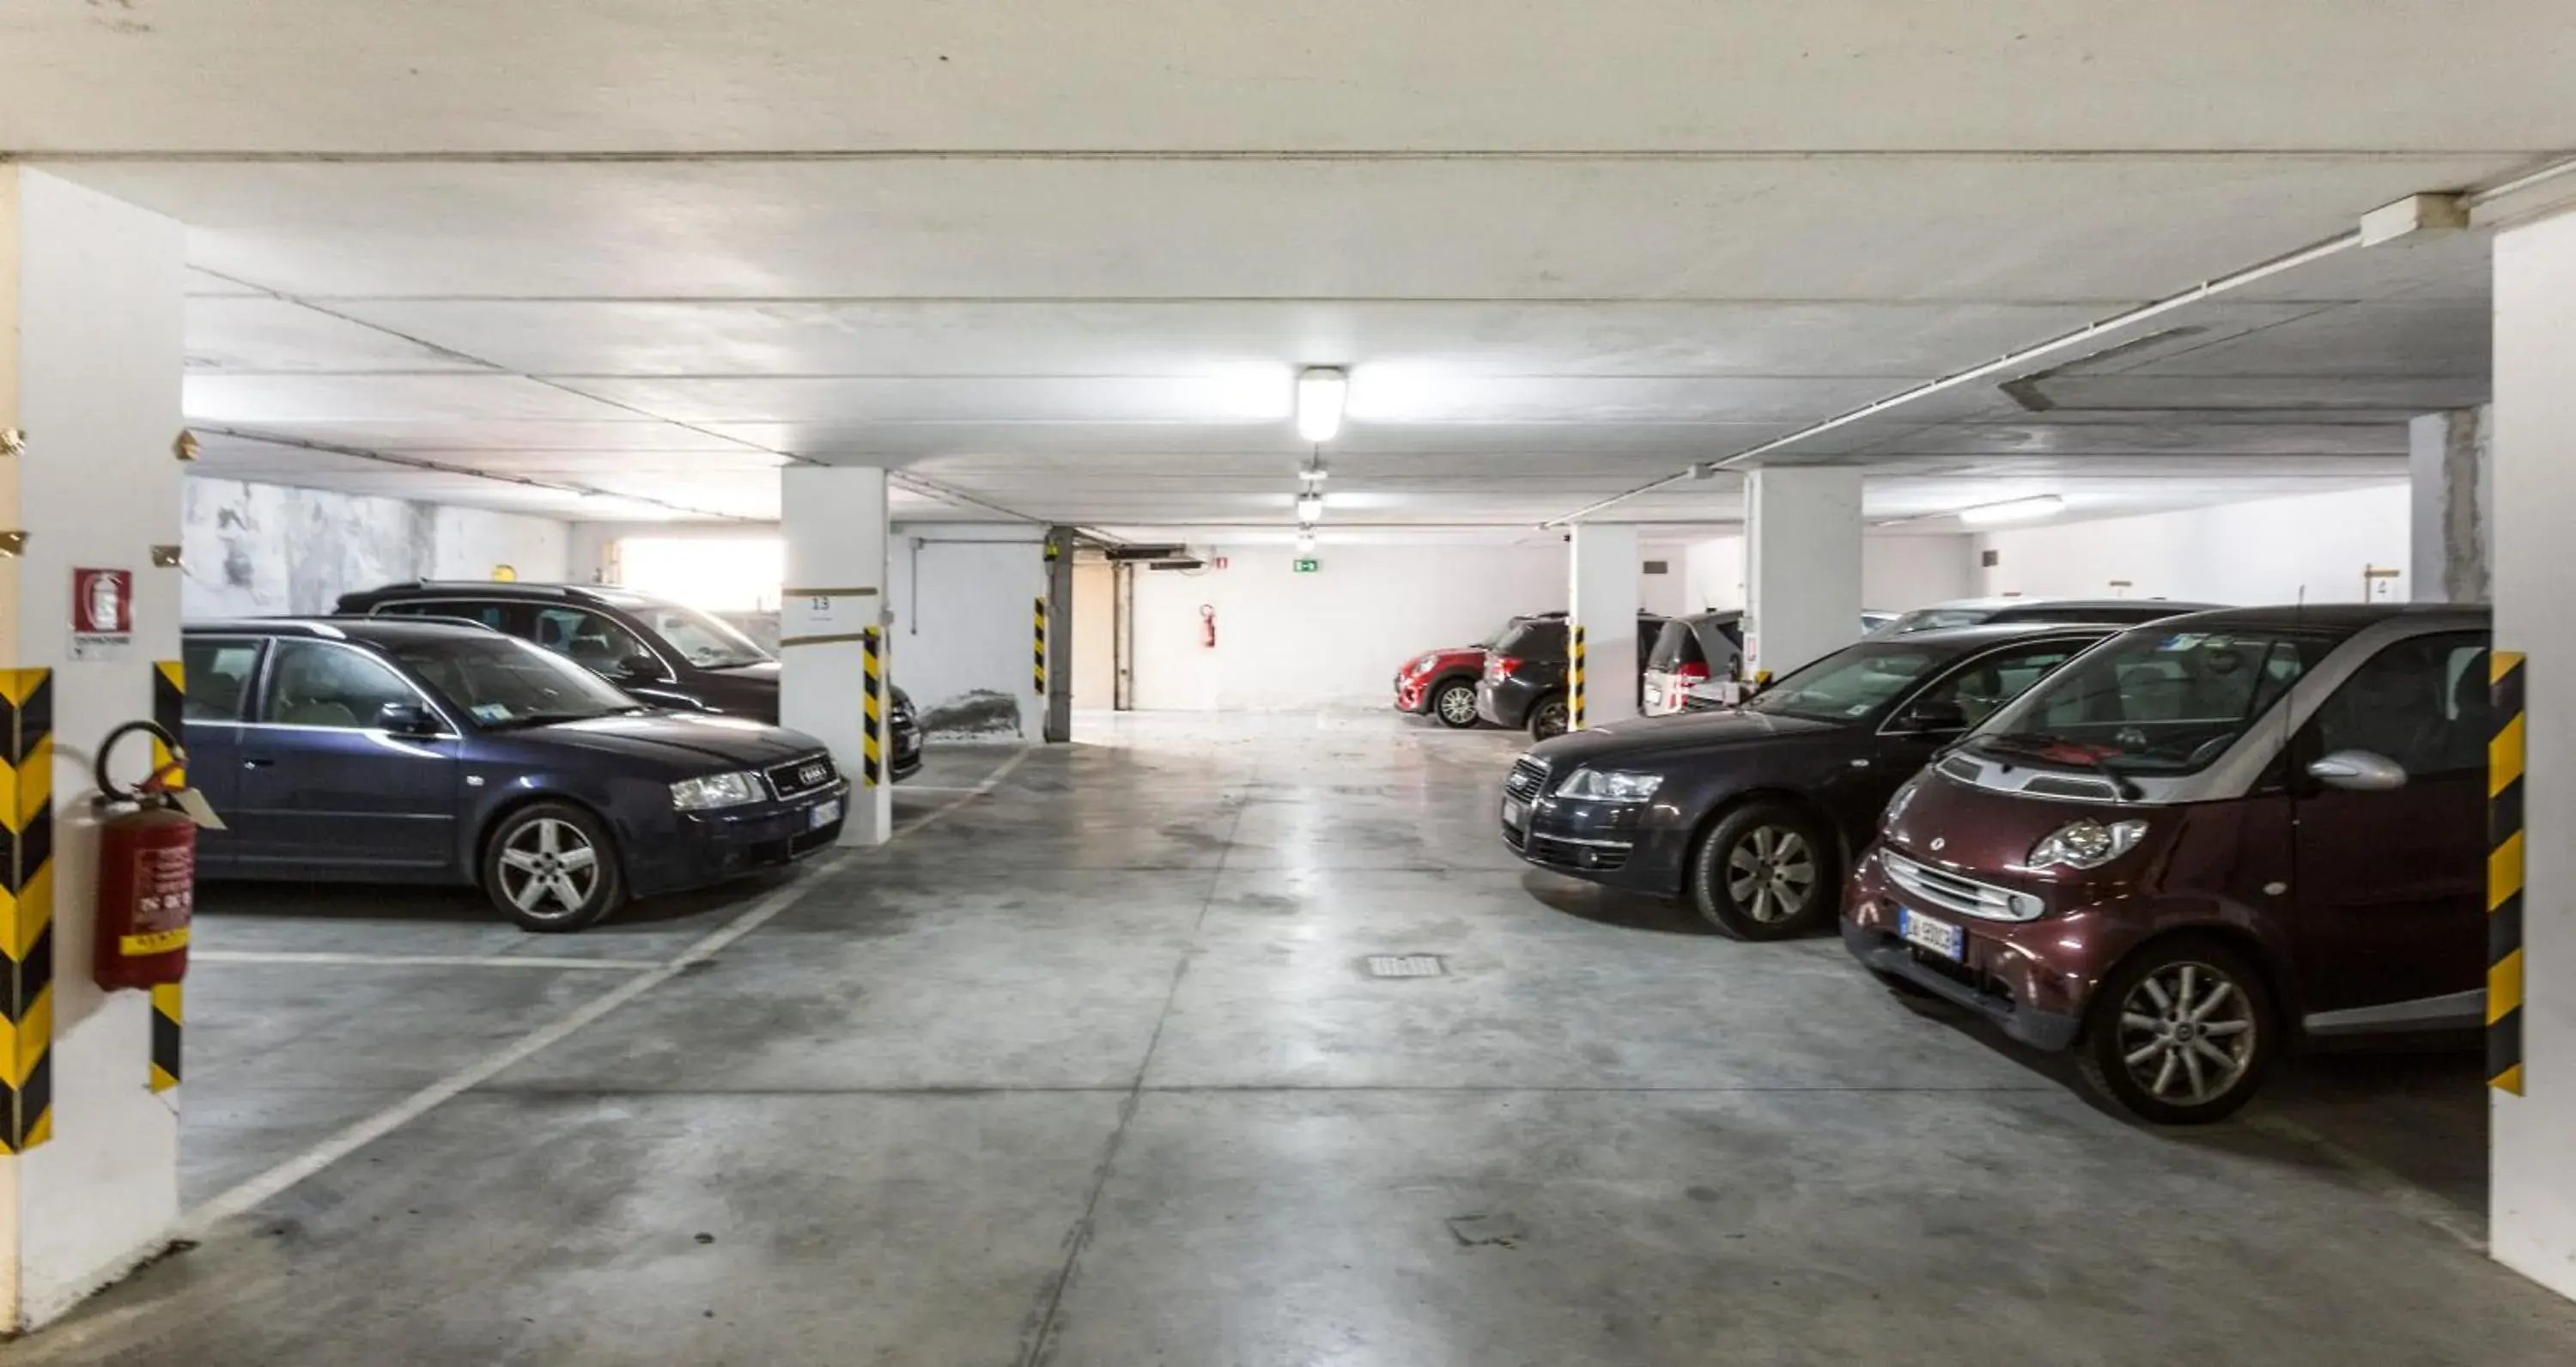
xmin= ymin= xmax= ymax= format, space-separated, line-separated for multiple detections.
xmin=1529 ymin=707 xmax=1844 ymax=768
xmin=521 ymin=712 xmax=827 ymax=770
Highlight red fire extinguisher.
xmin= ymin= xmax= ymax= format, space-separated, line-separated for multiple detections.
xmin=1200 ymin=604 xmax=1218 ymax=649
xmin=93 ymin=720 xmax=197 ymax=993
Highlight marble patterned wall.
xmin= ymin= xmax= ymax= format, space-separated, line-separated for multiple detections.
xmin=181 ymin=477 xmax=569 ymax=617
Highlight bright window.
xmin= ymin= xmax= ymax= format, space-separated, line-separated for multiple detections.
xmin=617 ymin=537 xmax=784 ymax=612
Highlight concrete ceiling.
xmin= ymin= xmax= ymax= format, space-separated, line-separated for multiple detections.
xmin=8 ymin=2 xmax=2567 ymax=532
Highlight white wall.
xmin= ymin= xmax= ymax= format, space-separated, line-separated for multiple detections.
xmin=180 ymin=476 xmax=568 ymax=617
xmin=887 ymin=524 xmax=1046 ymax=738
xmin=1674 ymin=532 xmax=1973 ymax=615
xmin=2491 ymin=204 xmax=2576 ymax=1304
xmin=1132 ymin=542 xmax=1565 ymax=711
xmin=1972 ymin=484 xmax=2411 ymax=605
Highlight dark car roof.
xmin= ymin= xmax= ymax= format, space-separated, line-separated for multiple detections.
xmin=1860 ymin=620 xmax=2119 ymax=652
xmin=338 ymin=580 xmax=658 ymax=609
xmin=185 ymin=617 xmax=503 ymax=644
xmin=2134 ymin=603 xmax=2490 ymax=632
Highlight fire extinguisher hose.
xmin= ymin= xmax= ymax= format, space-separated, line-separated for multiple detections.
xmin=95 ymin=718 xmax=189 ymax=801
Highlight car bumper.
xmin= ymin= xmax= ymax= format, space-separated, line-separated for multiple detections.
xmin=1841 ymin=848 xmax=2086 ymax=1052
xmin=1394 ymin=673 xmax=1433 ymax=714
xmin=625 ymin=780 xmax=853 ymax=897
xmin=892 ymin=720 xmax=925 ymax=781
xmin=1499 ymin=792 xmax=1692 ymax=894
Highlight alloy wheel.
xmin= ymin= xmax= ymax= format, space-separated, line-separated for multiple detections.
xmin=1437 ymin=684 xmax=1479 ymax=726
xmin=498 ymin=817 xmax=602 ymax=920
xmin=1723 ymin=825 xmax=1815 ymax=923
xmin=2111 ymin=961 xmax=2257 ymax=1108
xmin=1531 ymin=701 xmax=1569 ymax=740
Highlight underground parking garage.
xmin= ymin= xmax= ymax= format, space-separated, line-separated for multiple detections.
xmin=8 ymin=5 xmax=2576 ymax=1363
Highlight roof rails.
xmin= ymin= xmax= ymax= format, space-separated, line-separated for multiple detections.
xmin=391 ymin=580 xmax=580 ymax=597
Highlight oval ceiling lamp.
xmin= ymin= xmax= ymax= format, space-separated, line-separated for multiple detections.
xmin=1297 ymin=367 xmax=1348 ymax=443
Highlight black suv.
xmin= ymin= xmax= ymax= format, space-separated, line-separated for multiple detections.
xmin=336 ymin=581 xmax=923 ymax=781
xmin=1474 ymin=612 xmax=1668 ymax=740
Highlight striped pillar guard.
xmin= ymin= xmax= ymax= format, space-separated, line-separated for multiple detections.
xmin=861 ymin=628 xmax=885 ymax=789
xmin=1033 ymin=596 xmax=1048 ymax=696
xmin=2 ymin=669 xmax=54 ymax=1151
xmin=2489 ymin=650 xmax=2527 ymax=1096
xmin=151 ymin=659 xmax=186 ymax=1093
xmin=1570 ymin=625 xmax=1587 ymax=730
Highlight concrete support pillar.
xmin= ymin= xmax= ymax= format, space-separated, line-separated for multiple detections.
xmin=2410 ymin=406 xmax=2493 ymax=604
xmin=2492 ymin=207 xmax=2576 ymax=1304
xmin=781 ymin=466 xmax=893 ymax=846
xmin=1567 ymin=523 xmax=1641 ymax=727
xmin=1742 ymin=467 xmax=1862 ymax=680
xmin=1042 ymin=526 xmax=1074 ymax=743
xmin=0 ymin=167 xmax=187 ymax=1330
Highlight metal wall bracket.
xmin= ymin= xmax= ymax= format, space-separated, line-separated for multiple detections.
xmin=0 ymin=531 xmax=26 ymax=557
xmin=151 ymin=544 xmax=184 ymax=568
xmin=1 ymin=430 xmax=24 ymax=459
xmin=173 ymin=429 xmax=201 ymax=462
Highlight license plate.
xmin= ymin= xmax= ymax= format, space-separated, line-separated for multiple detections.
xmin=1501 ymin=797 xmax=1528 ymax=829
xmin=808 ymin=799 xmax=842 ymax=830
xmin=1899 ymin=908 xmax=1965 ymax=962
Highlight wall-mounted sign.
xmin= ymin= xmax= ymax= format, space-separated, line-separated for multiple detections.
xmin=72 ymin=567 xmax=134 ymax=659
xmin=781 ymin=585 xmax=883 ymax=647
xmin=1292 ymin=558 xmax=1321 ymax=574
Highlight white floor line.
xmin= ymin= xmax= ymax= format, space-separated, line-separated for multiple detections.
xmin=190 ymin=951 xmax=663 ymax=972
xmin=2245 ymin=1112 xmax=2487 ymax=1252
xmin=184 ymin=748 xmax=1030 ymax=1232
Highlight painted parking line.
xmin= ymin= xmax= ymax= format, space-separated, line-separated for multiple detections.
xmin=189 ymin=951 xmax=662 ymax=972
xmin=180 ymin=744 xmax=1033 ymax=1233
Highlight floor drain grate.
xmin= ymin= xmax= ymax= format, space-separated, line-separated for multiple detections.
xmin=1365 ymin=954 xmax=1446 ymax=979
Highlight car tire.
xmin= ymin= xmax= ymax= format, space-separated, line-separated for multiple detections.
xmin=482 ymin=801 xmax=626 ymax=933
xmin=1685 ymin=802 xmax=1836 ymax=940
xmin=1528 ymin=695 xmax=1571 ymax=741
xmin=2077 ymin=936 xmax=2274 ymax=1125
xmin=1430 ymin=679 xmax=1481 ymax=729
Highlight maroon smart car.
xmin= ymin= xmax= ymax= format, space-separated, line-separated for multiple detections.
xmin=1844 ymin=605 xmax=2490 ymax=1123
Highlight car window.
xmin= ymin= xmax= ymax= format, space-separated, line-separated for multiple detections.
xmin=532 ymin=607 xmax=659 ymax=677
xmin=1971 ymin=627 xmax=2337 ymax=777
xmin=1744 ymin=643 xmax=1947 ymax=723
xmin=1645 ymin=620 xmax=1702 ymax=671
xmin=376 ymin=599 xmax=522 ymax=633
xmin=387 ymin=635 xmax=644 ymax=728
xmin=1491 ymin=619 xmax=1568 ymax=657
xmin=629 ymin=604 xmax=769 ymax=669
xmin=1911 ymin=641 xmax=2087 ymax=727
xmin=181 ymin=639 xmax=262 ymax=722
xmin=2310 ymin=632 xmax=2489 ymax=779
xmin=262 ymin=640 xmax=417 ymax=729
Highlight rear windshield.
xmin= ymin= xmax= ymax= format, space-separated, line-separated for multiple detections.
xmin=1645 ymin=620 xmax=1703 ymax=671
xmin=1492 ymin=619 xmax=1569 ymax=657
xmin=1965 ymin=626 xmax=2341 ymax=776
xmin=1744 ymin=641 xmax=1948 ymax=723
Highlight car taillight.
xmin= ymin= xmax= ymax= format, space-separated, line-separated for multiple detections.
xmin=1488 ymin=655 xmax=1520 ymax=680
xmin=1674 ymin=661 xmax=1710 ymax=688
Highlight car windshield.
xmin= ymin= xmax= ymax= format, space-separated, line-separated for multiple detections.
xmin=632 ymin=604 xmax=770 ymax=669
xmin=1744 ymin=642 xmax=1947 ymax=722
xmin=387 ymin=635 xmax=647 ymax=728
xmin=1964 ymin=626 xmax=2340 ymax=776
xmin=1871 ymin=607 xmax=1991 ymax=637
xmin=1645 ymin=620 xmax=1702 ymax=671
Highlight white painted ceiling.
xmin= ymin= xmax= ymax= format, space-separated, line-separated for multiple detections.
xmin=7 ymin=2 xmax=2567 ymax=533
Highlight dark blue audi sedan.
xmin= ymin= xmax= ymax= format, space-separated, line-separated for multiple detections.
xmin=181 ymin=617 xmax=850 ymax=931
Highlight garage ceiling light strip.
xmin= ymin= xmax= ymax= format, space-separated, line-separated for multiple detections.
xmin=1540 ymin=229 xmax=2362 ymax=526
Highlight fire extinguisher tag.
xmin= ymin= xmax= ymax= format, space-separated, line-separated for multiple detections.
xmin=170 ymin=786 xmax=228 ymax=831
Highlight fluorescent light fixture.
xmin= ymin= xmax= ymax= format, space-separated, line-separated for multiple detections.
xmin=1296 ymin=492 xmax=1325 ymax=525
xmin=1957 ymin=495 xmax=2065 ymax=526
xmin=1300 ymin=464 xmax=1328 ymax=487
xmin=1295 ymin=532 xmax=1317 ymax=554
xmin=1297 ymin=367 xmax=1348 ymax=443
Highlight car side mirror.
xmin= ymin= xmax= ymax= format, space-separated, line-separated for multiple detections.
xmin=374 ymin=702 xmax=442 ymax=737
xmin=2308 ymin=748 xmax=2408 ymax=793
xmin=1896 ymin=698 xmax=1971 ymax=733
xmin=617 ymin=653 xmax=665 ymax=682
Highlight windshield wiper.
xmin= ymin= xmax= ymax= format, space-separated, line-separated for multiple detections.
xmin=487 ymin=708 xmax=626 ymax=730
xmin=1976 ymin=732 xmax=2142 ymax=801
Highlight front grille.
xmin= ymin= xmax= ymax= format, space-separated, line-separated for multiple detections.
xmin=1883 ymin=850 xmax=2042 ymax=922
xmin=767 ymin=752 xmax=840 ymax=800
xmin=1522 ymin=832 xmax=1631 ymax=872
xmin=1504 ymin=756 xmax=1549 ymax=802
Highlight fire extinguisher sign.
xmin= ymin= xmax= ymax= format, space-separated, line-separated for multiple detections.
xmin=71 ymin=567 xmax=135 ymax=660
xmin=120 ymin=843 xmax=195 ymax=956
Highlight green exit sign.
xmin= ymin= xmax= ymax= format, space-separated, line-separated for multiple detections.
xmin=1292 ymin=557 xmax=1321 ymax=573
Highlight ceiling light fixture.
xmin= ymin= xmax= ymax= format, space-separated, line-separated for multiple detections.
xmin=1296 ymin=491 xmax=1325 ymax=526
xmin=1297 ymin=368 xmax=1348 ymax=444
xmin=1955 ymin=495 xmax=2066 ymax=526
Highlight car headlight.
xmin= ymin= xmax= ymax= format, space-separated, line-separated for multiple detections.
xmin=2026 ymin=818 xmax=2149 ymax=871
xmin=671 ymin=770 xmax=768 ymax=811
xmin=1554 ymin=768 xmax=1664 ymax=802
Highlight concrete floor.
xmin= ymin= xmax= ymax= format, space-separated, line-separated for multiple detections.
xmin=14 ymin=713 xmax=2576 ymax=1365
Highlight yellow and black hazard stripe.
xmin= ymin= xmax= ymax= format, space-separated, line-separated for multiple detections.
xmin=1033 ymin=596 xmax=1048 ymax=696
xmin=3 ymin=668 xmax=54 ymax=1151
xmin=150 ymin=659 xmax=185 ymax=1093
xmin=1569 ymin=625 xmax=1587 ymax=729
xmin=860 ymin=628 xmax=885 ymax=788
xmin=2489 ymin=650 xmax=2527 ymax=1096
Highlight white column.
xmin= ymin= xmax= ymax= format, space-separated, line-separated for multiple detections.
xmin=0 ymin=168 xmax=186 ymax=1330
xmin=1568 ymin=523 xmax=1641 ymax=727
xmin=1742 ymin=467 xmax=1862 ymax=680
xmin=2492 ymin=206 xmax=2576 ymax=1303
xmin=781 ymin=466 xmax=893 ymax=846
xmin=2409 ymin=406 xmax=2493 ymax=604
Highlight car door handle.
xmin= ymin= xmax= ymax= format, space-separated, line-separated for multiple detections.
xmin=241 ymin=757 xmax=276 ymax=769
